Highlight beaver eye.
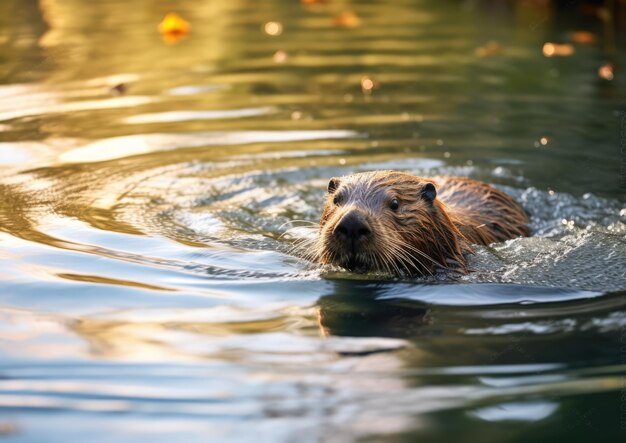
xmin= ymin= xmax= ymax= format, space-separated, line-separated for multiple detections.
xmin=333 ymin=194 xmax=342 ymax=205
xmin=389 ymin=198 xmax=399 ymax=211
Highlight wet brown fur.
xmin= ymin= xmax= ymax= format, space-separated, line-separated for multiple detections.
xmin=314 ymin=171 xmax=529 ymax=276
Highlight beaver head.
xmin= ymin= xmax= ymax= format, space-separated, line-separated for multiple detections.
xmin=316 ymin=171 xmax=469 ymax=276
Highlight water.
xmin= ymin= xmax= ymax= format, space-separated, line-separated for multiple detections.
xmin=1 ymin=0 xmax=626 ymax=441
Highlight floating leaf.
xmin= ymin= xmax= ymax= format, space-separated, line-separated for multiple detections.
xmin=158 ymin=13 xmax=191 ymax=44
xmin=361 ymin=76 xmax=379 ymax=94
xmin=301 ymin=0 xmax=328 ymax=5
xmin=570 ymin=31 xmax=597 ymax=45
xmin=264 ymin=21 xmax=283 ymax=36
xmin=542 ymin=42 xmax=575 ymax=57
xmin=534 ymin=137 xmax=551 ymax=148
xmin=332 ymin=11 xmax=361 ymax=28
xmin=109 ymin=83 xmax=128 ymax=96
xmin=475 ymin=41 xmax=503 ymax=58
xmin=598 ymin=63 xmax=614 ymax=81
xmin=273 ymin=50 xmax=288 ymax=63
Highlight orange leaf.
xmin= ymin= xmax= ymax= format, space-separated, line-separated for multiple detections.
xmin=598 ymin=63 xmax=614 ymax=81
xmin=332 ymin=11 xmax=361 ymax=28
xmin=158 ymin=13 xmax=190 ymax=44
xmin=571 ymin=31 xmax=597 ymax=45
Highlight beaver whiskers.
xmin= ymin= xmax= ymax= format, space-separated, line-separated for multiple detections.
xmin=288 ymin=219 xmax=454 ymax=277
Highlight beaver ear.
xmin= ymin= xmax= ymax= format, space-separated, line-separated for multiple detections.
xmin=327 ymin=177 xmax=340 ymax=193
xmin=421 ymin=182 xmax=436 ymax=202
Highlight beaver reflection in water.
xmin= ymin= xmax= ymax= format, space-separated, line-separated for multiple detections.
xmin=311 ymin=171 xmax=529 ymax=277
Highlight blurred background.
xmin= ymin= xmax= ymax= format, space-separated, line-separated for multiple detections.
xmin=0 ymin=1 xmax=625 ymax=442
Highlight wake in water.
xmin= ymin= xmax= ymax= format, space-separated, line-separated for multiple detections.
xmin=466 ymin=187 xmax=626 ymax=291
xmin=163 ymin=162 xmax=626 ymax=292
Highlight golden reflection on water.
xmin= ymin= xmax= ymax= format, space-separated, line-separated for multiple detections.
xmin=56 ymin=273 xmax=175 ymax=292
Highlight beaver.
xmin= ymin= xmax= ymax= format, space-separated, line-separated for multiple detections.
xmin=314 ymin=170 xmax=529 ymax=276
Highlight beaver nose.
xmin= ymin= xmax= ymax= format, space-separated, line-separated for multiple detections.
xmin=334 ymin=211 xmax=371 ymax=242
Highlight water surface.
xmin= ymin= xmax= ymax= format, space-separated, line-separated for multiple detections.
xmin=1 ymin=0 xmax=625 ymax=441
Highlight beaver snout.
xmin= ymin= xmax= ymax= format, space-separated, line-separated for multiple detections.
xmin=333 ymin=211 xmax=371 ymax=243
